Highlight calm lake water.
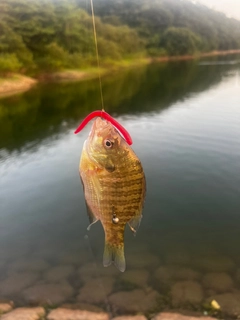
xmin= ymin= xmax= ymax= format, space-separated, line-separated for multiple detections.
xmin=0 ymin=56 xmax=240 ymax=316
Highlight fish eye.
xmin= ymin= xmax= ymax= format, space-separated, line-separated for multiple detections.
xmin=104 ymin=139 xmax=113 ymax=149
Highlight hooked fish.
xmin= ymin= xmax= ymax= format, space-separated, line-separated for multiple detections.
xmin=77 ymin=115 xmax=146 ymax=272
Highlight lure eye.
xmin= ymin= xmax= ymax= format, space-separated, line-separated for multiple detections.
xmin=104 ymin=139 xmax=113 ymax=149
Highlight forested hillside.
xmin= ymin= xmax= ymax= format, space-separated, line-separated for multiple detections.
xmin=90 ymin=0 xmax=240 ymax=55
xmin=1 ymin=0 xmax=240 ymax=75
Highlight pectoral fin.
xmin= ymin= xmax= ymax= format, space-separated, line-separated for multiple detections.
xmin=128 ymin=214 xmax=142 ymax=235
xmin=85 ymin=201 xmax=99 ymax=231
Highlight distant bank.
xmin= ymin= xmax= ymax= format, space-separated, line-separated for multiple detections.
xmin=1 ymin=50 xmax=240 ymax=99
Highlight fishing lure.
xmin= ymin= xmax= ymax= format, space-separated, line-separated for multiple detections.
xmin=74 ymin=110 xmax=133 ymax=145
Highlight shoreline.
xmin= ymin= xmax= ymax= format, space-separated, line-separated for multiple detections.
xmin=0 ymin=75 xmax=37 ymax=98
xmin=0 ymin=49 xmax=240 ymax=98
xmin=151 ymin=49 xmax=240 ymax=62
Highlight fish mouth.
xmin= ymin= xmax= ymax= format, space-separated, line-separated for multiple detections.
xmin=90 ymin=117 xmax=115 ymax=139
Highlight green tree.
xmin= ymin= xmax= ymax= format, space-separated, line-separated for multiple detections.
xmin=161 ymin=27 xmax=202 ymax=55
xmin=0 ymin=53 xmax=22 ymax=74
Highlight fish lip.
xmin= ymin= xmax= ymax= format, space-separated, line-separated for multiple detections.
xmin=90 ymin=117 xmax=115 ymax=139
xmin=90 ymin=118 xmax=103 ymax=136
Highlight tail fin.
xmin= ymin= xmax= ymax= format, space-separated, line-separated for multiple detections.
xmin=103 ymin=242 xmax=126 ymax=272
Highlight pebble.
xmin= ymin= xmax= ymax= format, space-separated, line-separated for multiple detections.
xmin=154 ymin=266 xmax=174 ymax=284
xmin=44 ymin=265 xmax=75 ymax=282
xmin=119 ymin=269 xmax=149 ymax=287
xmin=165 ymin=251 xmax=191 ymax=266
xmin=0 ymin=272 xmax=39 ymax=296
xmin=77 ymin=277 xmax=114 ymax=304
xmin=108 ymin=288 xmax=160 ymax=313
xmin=0 ymin=302 xmax=13 ymax=314
xmin=61 ymin=303 xmax=104 ymax=313
xmin=236 ymin=268 xmax=240 ymax=283
xmin=78 ymin=263 xmax=119 ymax=281
xmin=152 ymin=313 xmax=216 ymax=320
xmin=192 ymin=255 xmax=235 ymax=272
xmin=22 ymin=282 xmax=74 ymax=305
xmin=58 ymin=251 xmax=90 ymax=267
xmin=173 ymin=267 xmax=201 ymax=281
xmin=47 ymin=308 xmax=109 ymax=320
xmin=112 ymin=316 xmax=147 ymax=320
xmin=155 ymin=266 xmax=200 ymax=285
xmin=1 ymin=307 xmax=45 ymax=320
xmin=127 ymin=252 xmax=160 ymax=269
xmin=202 ymin=272 xmax=234 ymax=293
xmin=171 ymin=281 xmax=203 ymax=307
xmin=8 ymin=258 xmax=50 ymax=273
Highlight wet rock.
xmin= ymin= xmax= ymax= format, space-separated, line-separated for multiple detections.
xmin=154 ymin=266 xmax=174 ymax=285
xmin=174 ymin=268 xmax=201 ymax=281
xmin=127 ymin=253 xmax=160 ymax=269
xmin=1 ymin=307 xmax=45 ymax=320
xmin=193 ymin=255 xmax=235 ymax=272
xmin=108 ymin=288 xmax=160 ymax=313
xmin=171 ymin=281 xmax=203 ymax=307
xmin=112 ymin=316 xmax=147 ymax=320
xmin=47 ymin=308 xmax=109 ymax=320
xmin=8 ymin=258 xmax=50 ymax=273
xmin=205 ymin=289 xmax=216 ymax=297
xmin=0 ymin=248 xmax=30 ymax=262
xmin=202 ymin=272 xmax=233 ymax=293
xmin=0 ymin=302 xmax=13 ymax=314
xmin=152 ymin=313 xmax=216 ymax=320
xmin=155 ymin=266 xmax=200 ymax=285
xmin=23 ymin=281 xmax=74 ymax=305
xmin=58 ymin=251 xmax=90 ymax=267
xmin=206 ymin=291 xmax=240 ymax=317
xmin=77 ymin=277 xmax=114 ymax=304
xmin=78 ymin=263 xmax=119 ymax=281
xmin=165 ymin=251 xmax=191 ymax=266
xmin=44 ymin=265 xmax=75 ymax=282
xmin=61 ymin=303 xmax=104 ymax=313
xmin=236 ymin=269 xmax=240 ymax=283
xmin=0 ymin=272 xmax=39 ymax=296
xmin=119 ymin=269 xmax=149 ymax=287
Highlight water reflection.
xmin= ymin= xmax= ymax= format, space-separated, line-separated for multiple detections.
xmin=0 ymin=59 xmax=238 ymax=153
xmin=0 ymin=57 xmax=240 ymax=317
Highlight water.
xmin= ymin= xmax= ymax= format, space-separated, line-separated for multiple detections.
xmin=0 ymin=56 xmax=240 ymax=316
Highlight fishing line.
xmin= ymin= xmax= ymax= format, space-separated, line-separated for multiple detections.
xmin=90 ymin=0 xmax=105 ymax=111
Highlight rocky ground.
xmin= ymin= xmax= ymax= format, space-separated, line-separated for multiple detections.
xmin=0 ymin=241 xmax=240 ymax=319
xmin=0 ymin=303 xmax=218 ymax=320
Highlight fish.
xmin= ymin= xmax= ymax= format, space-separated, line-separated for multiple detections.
xmin=79 ymin=117 xmax=146 ymax=272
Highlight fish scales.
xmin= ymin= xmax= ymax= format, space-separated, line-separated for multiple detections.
xmin=79 ymin=117 xmax=146 ymax=272
xmin=99 ymin=163 xmax=144 ymax=243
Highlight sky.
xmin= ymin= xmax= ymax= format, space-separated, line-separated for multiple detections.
xmin=198 ymin=0 xmax=240 ymax=20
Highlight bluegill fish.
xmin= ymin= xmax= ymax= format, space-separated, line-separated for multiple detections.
xmin=79 ymin=117 xmax=146 ymax=272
